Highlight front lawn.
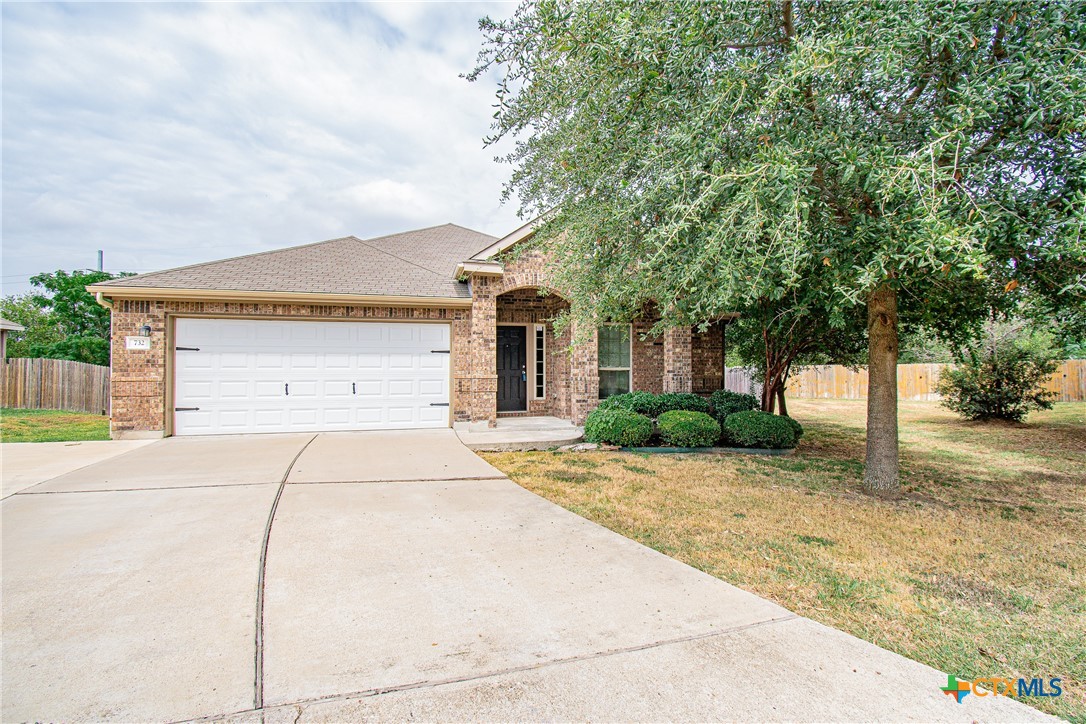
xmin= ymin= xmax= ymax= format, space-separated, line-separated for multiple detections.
xmin=483 ymin=400 xmax=1085 ymax=721
xmin=0 ymin=408 xmax=111 ymax=443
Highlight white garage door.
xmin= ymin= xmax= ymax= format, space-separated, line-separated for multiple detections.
xmin=173 ymin=318 xmax=450 ymax=435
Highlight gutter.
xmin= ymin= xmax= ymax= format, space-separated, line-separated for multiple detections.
xmin=84 ymin=285 xmax=473 ymax=309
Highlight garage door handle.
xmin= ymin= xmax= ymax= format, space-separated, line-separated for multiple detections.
xmin=430 ymin=402 xmax=449 ymax=407
xmin=175 ymin=346 xmax=200 ymax=351
xmin=352 ymin=382 xmax=356 ymax=395
xmin=431 ymin=349 xmax=450 ymax=354
xmin=175 ymin=407 xmax=200 ymax=412
xmin=285 ymin=383 xmax=289 ymax=396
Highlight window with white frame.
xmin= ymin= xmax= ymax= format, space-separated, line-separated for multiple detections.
xmin=598 ymin=325 xmax=631 ymax=398
xmin=534 ymin=325 xmax=545 ymax=398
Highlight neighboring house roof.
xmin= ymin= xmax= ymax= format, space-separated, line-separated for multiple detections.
xmin=90 ymin=224 xmax=496 ymax=303
xmin=0 ymin=317 xmax=25 ymax=332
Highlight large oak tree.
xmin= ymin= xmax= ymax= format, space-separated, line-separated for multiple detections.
xmin=470 ymin=0 xmax=1085 ymax=493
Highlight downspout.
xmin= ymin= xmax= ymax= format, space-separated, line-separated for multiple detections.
xmin=95 ymin=291 xmax=114 ymax=310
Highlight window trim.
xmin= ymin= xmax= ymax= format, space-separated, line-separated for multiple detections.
xmin=534 ymin=324 xmax=546 ymax=400
xmin=598 ymin=324 xmax=633 ymax=398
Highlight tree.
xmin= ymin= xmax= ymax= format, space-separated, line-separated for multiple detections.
xmin=470 ymin=0 xmax=1086 ymax=494
xmin=0 ymin=293 xmax=63 ymax=358
xmin=2 ymin=270 xmax=126 ymax=366
xmin=727 ymin=282 xmax=867 ymax=415
xmin=937 ymin=317 xmax=1061 ymax=422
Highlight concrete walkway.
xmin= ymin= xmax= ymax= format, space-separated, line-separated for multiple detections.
xmin=455 ymin=415 xmax=584 ymax=451
xmin=1 ymin=431 xmax=1052 ymax=722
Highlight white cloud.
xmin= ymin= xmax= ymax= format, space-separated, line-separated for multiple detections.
xmin=1 ymin=1 xmax=522 ymax=292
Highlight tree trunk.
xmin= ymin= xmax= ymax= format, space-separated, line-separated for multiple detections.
xmin=776 ymin=384 xmax=788 ymax=417
xmin=864 ymin=283 xmax=900 ymax=495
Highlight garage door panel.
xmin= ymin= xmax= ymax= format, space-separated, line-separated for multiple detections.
xmin=219 ymin=381 xmax=250 ymax=399
xmin=290 ymin=353 xmax=318 ymax=369
xmin=174 ymin=319 xmax=450 ymax=435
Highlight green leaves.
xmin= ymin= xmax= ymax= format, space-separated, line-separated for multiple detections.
xmin=3 ymin=269 xmax=130 ymax=366
xmin=471 ymin=0 xmax=1085 ymax=333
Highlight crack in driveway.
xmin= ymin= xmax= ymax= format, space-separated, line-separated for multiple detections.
xmin=254 ymin=433 xmax=319 ymax=711
xmin=179 ymin=614 xmax=799 ymax=724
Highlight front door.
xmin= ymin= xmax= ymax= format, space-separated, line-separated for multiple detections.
xmin=497 ymin=326 xmax=527 ymax=412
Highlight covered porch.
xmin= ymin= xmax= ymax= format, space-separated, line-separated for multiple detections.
xmin=462 ymin=268 xmax=726 ymax=428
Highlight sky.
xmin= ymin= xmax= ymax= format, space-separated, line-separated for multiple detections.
xmin=1 ymin=1 xmax=523 ymax=294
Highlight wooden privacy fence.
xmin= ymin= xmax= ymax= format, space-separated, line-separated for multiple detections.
xmin=786 ymin=360 xmax=1086 ymax=403
xmin=1 ymin=358 xmax=110 ymax=414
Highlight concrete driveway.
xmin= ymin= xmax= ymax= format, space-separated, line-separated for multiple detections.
xmin=2 ymin=431 xmax=1051 ymax=722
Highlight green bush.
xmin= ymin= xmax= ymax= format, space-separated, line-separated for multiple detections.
xmin=709 ymin=389 xmax=759 ymax=423
xmin=655 ymin=393 xmax=711 ymax=415
xmin=598 ymin=391 xmax=709 ymax=418
xmin=657 ymin=410 xmax=721 ymax=447
xmin=781 ymin=415 xmax=804 ymax=441
xmin=583 ymin=408 xmax=653 ymax=446
xmin=936 ymin=322 xmax=1060 ymax=422
xmin=722 ymin=410 xmax=797 ymax=449
xmin=597 ymin=391 xmax=660 ymax=416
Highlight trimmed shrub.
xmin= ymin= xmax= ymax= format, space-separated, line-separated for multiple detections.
xmin=781 ymin=416 xmax=804 ymax=441
xmin=655 ymin=392 xmax=711 ymax=415
xmin=657 ymin=410 xmax=721 ymax=447
xmin=598 ymin=391 xmax=710 ymax=418
xmin=583 ymin=408 xmax=653 ymax=447
xmin=722 ymin=411 xmax=797 ymax=449
xmin=709 ymin=389 xmax=759 ymax=423
xmin=597 ymin=391 xmax=660 ymax=416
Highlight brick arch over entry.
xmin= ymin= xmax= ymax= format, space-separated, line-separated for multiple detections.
xmin=466 ymin=250 xmax=597 ymax=426
xmin=489 ymin=250 xmax=571 ymax=299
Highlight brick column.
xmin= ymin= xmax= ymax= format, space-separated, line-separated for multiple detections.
xmin=569 ymin=322 xmax=599 ymax=425
xmin=110 ymin=299 xmax=167 ymax=439
xmin=663 ymin=326 xmax=693 ymax=393
xmin=467 ymin=275 xmax=498 ymax=426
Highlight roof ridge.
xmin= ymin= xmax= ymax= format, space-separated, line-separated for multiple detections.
xmin=348 ymin=237 xmax=448 ymax=279
xmin=100 ymin=235 xmax=362 ymax=286
xmin=363 ymin=222 xmax=467 ymax=246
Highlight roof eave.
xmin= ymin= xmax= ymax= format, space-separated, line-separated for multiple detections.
xmin=469 ymin=215 xmax=545 ymax=261
xmin=453 ymin=260 xmax=504 ymax=279
xmin=86 ymin=285 xmax=472 ymax=309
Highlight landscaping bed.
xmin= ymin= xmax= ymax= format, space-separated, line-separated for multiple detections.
xmin=584 ymin=390 xmax=801 ymax=453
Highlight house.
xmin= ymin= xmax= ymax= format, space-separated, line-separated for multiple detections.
xmin=87 ymin=222 xmax=729 ymax=439
xmin=0 ymin=317 xmax=26 ymax=360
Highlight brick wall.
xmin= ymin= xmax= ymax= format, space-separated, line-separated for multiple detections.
xmin=663 ymin=327 xmax=693 ymax=393
xmin=109 ymin=299 xmax=470 ymax=437
xmin=692 ymin=322 xmax=725 ymax=393
xmin=631 ymin=319 xmax=664 ymax=394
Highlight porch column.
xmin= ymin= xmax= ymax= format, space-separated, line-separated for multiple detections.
xmin=569 ymin=322 xmax=599 ymax=425
xmin=663 ymin=326 xmax=693 ymax=393
xmin=467 ymin=274 xmax=498 ymax=426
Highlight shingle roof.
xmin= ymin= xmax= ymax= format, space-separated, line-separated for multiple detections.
xmin=96 ymin=224 xmax=496 ymax=299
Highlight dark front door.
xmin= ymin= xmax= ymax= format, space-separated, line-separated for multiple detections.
xmin=497 ymin=326 xmax=527 ymax=412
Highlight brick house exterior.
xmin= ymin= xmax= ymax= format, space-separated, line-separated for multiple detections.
xmin=89 ymin=222 xmax=726 ymax=439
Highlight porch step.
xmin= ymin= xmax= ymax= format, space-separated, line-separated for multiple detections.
xmin=454 ymin=416 xmax=585 ymax=452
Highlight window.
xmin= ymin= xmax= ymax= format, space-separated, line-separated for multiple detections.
xmin=534 ymin=325 xmax=545 ymax=398
xmin=598 ymin=325 xmax=631 ymax=398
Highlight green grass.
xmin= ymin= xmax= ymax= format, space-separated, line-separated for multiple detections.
xmin=484 ymin=400 xmax=1086 ymax=721
xmin=0 ymin=408 xmax=110 ymax=442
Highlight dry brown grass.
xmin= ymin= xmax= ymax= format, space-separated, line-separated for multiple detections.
xmin=483 ymin=400 xmax=1086 ymax=721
